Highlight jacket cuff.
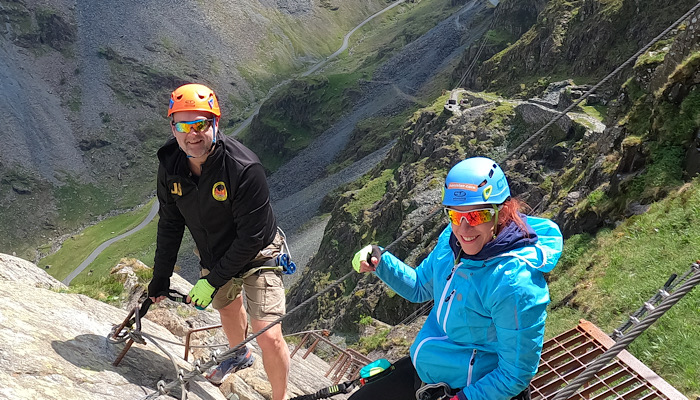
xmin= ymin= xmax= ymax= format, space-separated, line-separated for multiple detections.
xmin=451 ymin=391 xmax=468 ymax=400
xmin=204 ymin=270 xmax=228 ymax=288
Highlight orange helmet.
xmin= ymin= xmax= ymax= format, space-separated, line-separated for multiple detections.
xmin=168 ymin=83 xmax=221 ymax=118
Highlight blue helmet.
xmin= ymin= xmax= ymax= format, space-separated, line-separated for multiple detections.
xmin=442 ymin=157 xmax=511 ymax=206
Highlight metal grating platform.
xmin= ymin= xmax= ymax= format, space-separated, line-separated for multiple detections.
xmin=530 ymin=319 xmax=688 ymax=400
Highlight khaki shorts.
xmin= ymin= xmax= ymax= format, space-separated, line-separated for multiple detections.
xmin=200 ymin=232 xmax=286 ymax=321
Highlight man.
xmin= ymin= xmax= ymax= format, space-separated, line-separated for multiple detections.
xmin=147 ymin=83 xmax=290 ymax=400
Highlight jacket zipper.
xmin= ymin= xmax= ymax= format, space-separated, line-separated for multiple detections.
xmin=436 ymin=262 xmax=460 ymax=325
xmin=467 ymin=349 xmax=477 ymax=386
xmin=192 ymin=168 xmax=212 ymax=263
xmin=442 ymin=289 xmax=456 ymax=332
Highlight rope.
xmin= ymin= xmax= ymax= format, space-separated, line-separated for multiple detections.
xmin=140 ymin=332 xmax=189 ymax=400
xmin=505 ymin=0 xmax=700 ymax=161
xmin=551 ymin=262 xmax=700 ymax=400
xmin=611 ymin=272 xmax=678 ymax=339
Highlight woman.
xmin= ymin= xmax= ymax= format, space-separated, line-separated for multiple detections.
xmin=350 ymin=157 xmax=563 ymax=400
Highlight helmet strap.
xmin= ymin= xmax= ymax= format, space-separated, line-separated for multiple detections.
xmin=492 ymin=204 xmax=500 ymax=239
xmin=211 ymin=118 xmax=217 ymax=146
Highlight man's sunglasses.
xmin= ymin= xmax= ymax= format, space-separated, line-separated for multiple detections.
xmin=171 ymin=118 xmax=213 ymax=134
xmin=444 ymin=207 xmax=497 ymax=227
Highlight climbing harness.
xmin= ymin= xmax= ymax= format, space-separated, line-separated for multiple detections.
xmin=240 ymin=227 xmax=297 ymax=277
xmin=415 ymin=382 xmax=454 ymax=400
xmin=289 ymin=359 xmax=395 ymax=400
xmin=278 ymin=227 xmax=297 ymax=274
xmin=139 ymin=207 xmax=437 ymax=399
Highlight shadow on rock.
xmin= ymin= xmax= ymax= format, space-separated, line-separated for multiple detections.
xmin=52 ymin=333 xmax=219 ymax=400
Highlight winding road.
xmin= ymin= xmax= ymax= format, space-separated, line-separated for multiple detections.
xmin=61 ymin=200 xmax=160 ymax=285
xmin=232 ymin=0 xmax=406 ymax=137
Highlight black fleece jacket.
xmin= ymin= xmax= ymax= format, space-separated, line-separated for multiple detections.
xmin=153 ymin=135 xmax=277 ymax=288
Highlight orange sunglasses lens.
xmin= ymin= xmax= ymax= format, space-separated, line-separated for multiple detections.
xmin=444 ymin=208 xmax=494 ymax=226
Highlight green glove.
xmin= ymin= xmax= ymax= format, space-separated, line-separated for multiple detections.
xmin=352 ymin=244 xmax=382 ymax=272
xmin=189 ymin=278 xmax=217 ymax=309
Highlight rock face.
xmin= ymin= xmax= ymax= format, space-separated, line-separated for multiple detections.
xmin=0 ymin=253 xmax=66 ymax=290
xmin=0 ymin=255 xmax=225 ymax=400
xmin=0 ymin=253 xmax=352 ymax=400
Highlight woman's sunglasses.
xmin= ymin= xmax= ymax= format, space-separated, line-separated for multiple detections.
xmin=444 ymin=207 xmax=496 ymax=227
xmin=171 ymin=118 xmax=213 ymax=134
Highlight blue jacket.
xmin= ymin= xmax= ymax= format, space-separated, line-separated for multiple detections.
xmin=375 ymin=216 xmax=563 ymax=400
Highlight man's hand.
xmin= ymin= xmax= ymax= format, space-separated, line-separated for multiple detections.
xmin=147 ymin=277 xmax=170 ymax=303
xmin=188 ymin=278 xmax=217 ymax=309
xmin=352 ymin=244 xmax=382 ymax=273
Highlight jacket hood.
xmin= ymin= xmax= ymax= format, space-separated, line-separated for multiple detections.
xmin=450 ymin=215 xmax=563 ymax=273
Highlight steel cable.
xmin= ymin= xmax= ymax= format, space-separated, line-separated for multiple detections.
xmin=551 ymin=262 xmax=700 ymax=400
xmin=506 ymin=0 xmax=700 ymax=161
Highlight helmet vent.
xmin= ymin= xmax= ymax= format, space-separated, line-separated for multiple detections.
xmin=488 ymin=168 xmax=495 ymax=178
xmin=478 ymin=179 xmax=488 ymax=188
xmin=175 ymin=94 xmax=183 ymax=100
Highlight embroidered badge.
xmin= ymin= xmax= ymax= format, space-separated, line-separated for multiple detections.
xmin=212 ymin=181 xmax=227 ymax=201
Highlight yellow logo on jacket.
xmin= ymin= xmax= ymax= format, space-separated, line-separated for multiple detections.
xmin=212 ymin=181 xmax=227 ymax=201
xmin=171 ymin=182 xmax=182 ymax=196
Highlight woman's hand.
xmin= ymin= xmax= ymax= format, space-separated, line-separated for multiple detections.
xmin=352 ymin=244 xmax=383 ymax=273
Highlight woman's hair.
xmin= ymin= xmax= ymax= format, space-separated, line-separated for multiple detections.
xmin=497 ymin=198 xmax=530 ymax=235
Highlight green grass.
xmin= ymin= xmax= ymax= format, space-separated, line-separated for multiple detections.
xmin=61 ymin=275 xmax=128 ymax=304
xmin=69 ymin=219 xmax=158 ymax=286
xmin=60 ymin=259 xmax=154 ymax=304
xmin=547 ymin=179 xmax=700 ymax=396
xmin=40 ymin=198 xmax=156 ymax=282
xmin=343 ymin=168 xmax=396 ymax=216
xmin=356 ymin=328 xmax=390 ymax=354
xmin=580 ymin=102 xmax=608 ymax=122
xmin=634 ymin=39 xmax=673 ymax=68
xmin=484 ymin=28 xmax=517 ymax=47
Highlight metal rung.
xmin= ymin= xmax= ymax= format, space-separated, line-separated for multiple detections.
xmin=530 ymin=319 xmax=687 ymax=400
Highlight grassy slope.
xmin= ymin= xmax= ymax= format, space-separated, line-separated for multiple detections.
xmin=547 ymin=180 xmax=700 ymax=396
xmin=39 ymin=198 xmax=155 ymax=281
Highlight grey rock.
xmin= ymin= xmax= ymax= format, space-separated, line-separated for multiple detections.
xmin=0 ymin=253 xmax=352 ymax=400
xmin=0 ymin=253 xmax=65 ymax=290
xmin=0 ymin=280 xmax=224 ymax=400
